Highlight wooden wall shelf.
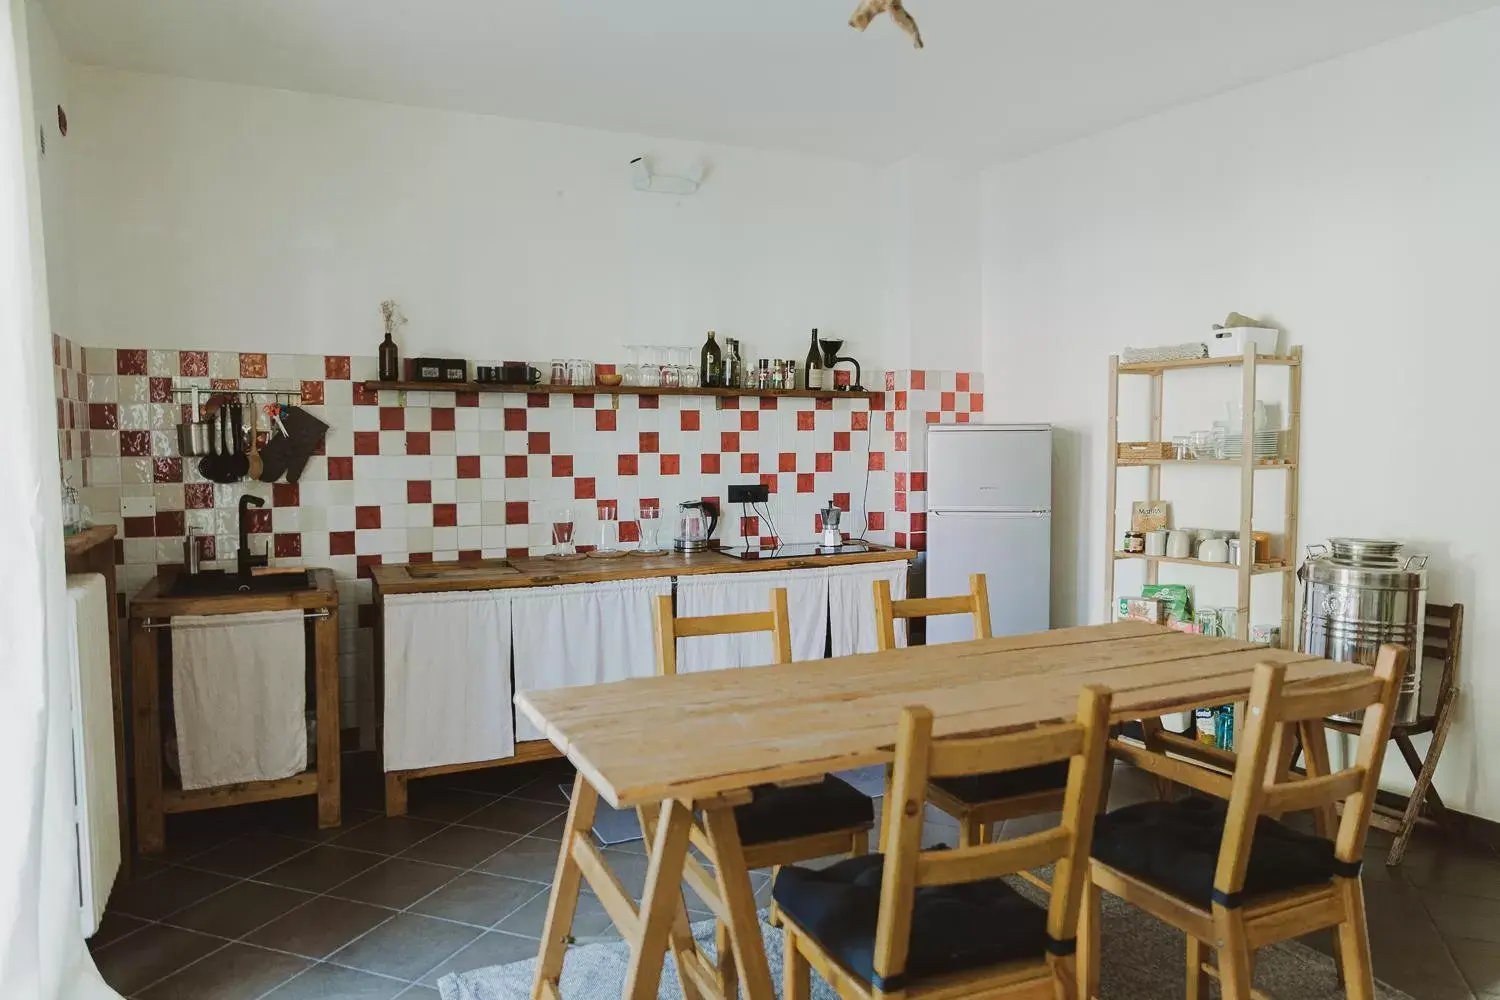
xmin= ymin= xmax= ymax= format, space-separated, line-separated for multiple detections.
xmin=364 ymin=381 xmax=880 ymax=402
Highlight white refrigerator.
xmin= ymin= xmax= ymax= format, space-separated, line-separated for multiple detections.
xmin=925 ymin=424 xmax=1052 ymax=643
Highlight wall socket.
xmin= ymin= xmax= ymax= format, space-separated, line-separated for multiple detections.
xmin=726 ymin=484 xmax=770 ymax=504
xmin=120 ymin=496 xmax=157 ymax=518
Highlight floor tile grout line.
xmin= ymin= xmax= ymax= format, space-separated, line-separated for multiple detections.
xmin=385 ymin=808 xmax=578 ymax=987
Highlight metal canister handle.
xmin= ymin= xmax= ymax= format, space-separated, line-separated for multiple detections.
xmin=1305 ymin=543 xmax=1329 ymax=559
xmin=1404 ymin=554 xmax=1429 ymax=570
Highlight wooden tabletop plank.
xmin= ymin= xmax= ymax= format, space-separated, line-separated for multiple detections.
xmin=517 ymin=624 xmax=1363 ymax=809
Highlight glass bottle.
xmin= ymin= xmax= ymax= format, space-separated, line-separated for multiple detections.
xmin=379 ymin=331 xmax=399 ymax=381
xmin=755 ymin=359 xmax=770 ymax=390
xmin=701 ymin=331 xmax=723 ymax=388
xmin=804 ymin=328 xmax=824 ymax=391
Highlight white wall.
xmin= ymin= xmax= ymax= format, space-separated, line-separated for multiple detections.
xmin=24 ymin=0 xmax=71 ymax=335
xmin=66 ymin=66 xmax=887 ymax=369
xmin=982 ymin=7 xmax=1500 ymax=818
xmin=876 ymin=157 xmax=982 ymax=373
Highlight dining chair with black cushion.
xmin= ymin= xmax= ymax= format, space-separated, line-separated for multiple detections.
xmin=1082 ymin=645 xmax=1406 ymax=1000
xmin=874 ymin=574 xmax=1069 ymax=852
xmin=654 ymin=587 xmax=875 ymax=995
xmin=776 ymin=684 xmax=1114 ymax=1000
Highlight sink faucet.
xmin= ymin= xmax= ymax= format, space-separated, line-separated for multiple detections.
xmin=238 ymin=495 xmax=268 ymax=580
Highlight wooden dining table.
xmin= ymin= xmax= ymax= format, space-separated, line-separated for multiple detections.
xmin=515 ymin=620 xmax=1367 ymax=1000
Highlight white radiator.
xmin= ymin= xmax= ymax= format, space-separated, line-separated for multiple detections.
xmin=67 ymin=573 xmax=119 ymax=936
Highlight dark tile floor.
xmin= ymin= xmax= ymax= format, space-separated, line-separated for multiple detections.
xmin=89 ymin=756 xmax=1500 ymax=999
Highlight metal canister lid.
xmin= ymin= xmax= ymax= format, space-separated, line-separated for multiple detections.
xmin=1328 ymin=537 xmax=1404 ymax=566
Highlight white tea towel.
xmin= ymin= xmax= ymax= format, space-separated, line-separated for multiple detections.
xmin=171 ymin=610 xmax=307 ymax=790
xmin=383 ymin=590 xmax=515 ymax=771
xmin=828 ymin=560 xmax=908 ymax=656
xmin=511 ymin=578 xmax=669 ymax=741
xmin=676 ymin=569 xmax=827 ymax=672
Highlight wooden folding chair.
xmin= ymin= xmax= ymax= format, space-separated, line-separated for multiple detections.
xmin=776 ymin=685 xmax=1113 ymax=1000
xmin=875 ymin=574 xmax=1069 ymax=853
xmin=1082 ymin=645 xmax=1407 ymax=1000
xmin=654 ymin=587 xmax=875 ymax=996
xmin=1323 ymin=602 xmax=1464 ymax=865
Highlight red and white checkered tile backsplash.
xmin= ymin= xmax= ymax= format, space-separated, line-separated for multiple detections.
xmin=58 ymin=345 xmax=981 ymax=729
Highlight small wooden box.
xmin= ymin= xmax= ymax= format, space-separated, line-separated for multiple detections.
xmin=1117 ymin=441 xmax=1174 ymax=464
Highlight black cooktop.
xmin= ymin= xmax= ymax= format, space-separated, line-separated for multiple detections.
xmin=717 ymin=541 xmax=871 ymax=561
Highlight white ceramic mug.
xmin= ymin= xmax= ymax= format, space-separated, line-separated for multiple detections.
xmin=1199 ymin=538 xmax=1230 ymax=563
xmin=1166 ymin=530 xmax=1193 ymax=560
xmin=1144 ymin=529 xmax=1168 ymax=557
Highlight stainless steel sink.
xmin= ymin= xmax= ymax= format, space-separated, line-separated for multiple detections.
xmin=167 ymin=570 xmax=312 ymax=597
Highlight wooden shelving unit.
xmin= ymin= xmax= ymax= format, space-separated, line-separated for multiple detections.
xmin=364 ymin=380 xmax=879 ymax=402
xmin=1104 ymin=346 xmax=1303 ymax=643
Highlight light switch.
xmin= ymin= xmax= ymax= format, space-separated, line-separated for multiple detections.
xmin=121 ymin=496 xmax=157 ymax=519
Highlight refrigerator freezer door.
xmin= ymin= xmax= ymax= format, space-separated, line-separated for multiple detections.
xmin=926 ymin=425 xmax=1052 ymax=512
xmin=926 ymin=510 xmax=1051 ymax=643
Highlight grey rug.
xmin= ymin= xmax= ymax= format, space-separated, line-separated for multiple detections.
xmin=438 ymin=892 xmax=1411 ymax=1000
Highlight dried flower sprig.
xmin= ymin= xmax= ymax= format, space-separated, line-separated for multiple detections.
xmin=380 ymin=299 xmax=407 ymax=338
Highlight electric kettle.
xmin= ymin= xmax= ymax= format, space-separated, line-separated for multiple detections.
xmin=674 ymin=500 xmax=719 ymax=553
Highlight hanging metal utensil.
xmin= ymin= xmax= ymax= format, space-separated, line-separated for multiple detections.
xmin=224 ymin=403 xmax=250 ymax=481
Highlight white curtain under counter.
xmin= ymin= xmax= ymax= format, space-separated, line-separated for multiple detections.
xmin=676 ymin=568 xmax=829 ymax=670
xmin=382 ymin=589 xmax=515 ymax=771
xmin=511 ymin=577 xmax=671 ymax=741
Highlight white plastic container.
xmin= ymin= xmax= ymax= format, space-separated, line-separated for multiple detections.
xmin=1207 ymin=326 xmax=1280 ymax=359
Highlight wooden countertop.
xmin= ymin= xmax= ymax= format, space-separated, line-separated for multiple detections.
xmin=130 ymin=567 xmax=339 ymax=618
xmin=64 ymin=524 xmax=117 ymax=562
xmin=372 ymin=545 xmax=916 ymax=596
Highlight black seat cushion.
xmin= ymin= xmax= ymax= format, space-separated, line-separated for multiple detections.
xmin=772 ymin=853 xmax=1048 ymax=990
xmin=1092 ymin=798 xmax=1336 ymax=908
xmin=930 ymin=761 xmax=1069 ymax=806
xmin=732 ymin=776 xmax=874 ymax=847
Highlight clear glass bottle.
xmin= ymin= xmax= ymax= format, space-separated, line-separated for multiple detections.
xmin=755 ymin=359 xmax=770 ymax=390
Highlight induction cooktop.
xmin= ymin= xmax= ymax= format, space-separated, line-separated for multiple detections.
xmin=717 ymin=541 xmax=872 ymax=561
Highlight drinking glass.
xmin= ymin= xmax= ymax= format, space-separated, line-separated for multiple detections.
xmin=592 ymin=501 xmax=620 ymax=556
xmin=637 ymin=502 xmax=663 ymax=554
xmin=622 ymin=346 xmax=640 ymax=387
xmin=1190 ymin=429 xmax=1215 ymax=460
xmin=551 ymin=505 xmax=577 ymax=558
xmin=639 ymin=347 xmax=661 ymax=387
xmin=550 ymin=359 xmax=568 ymax=386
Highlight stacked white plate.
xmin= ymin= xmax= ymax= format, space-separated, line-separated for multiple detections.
xmin=1222 ymin=429 xmax=1280 ymax=459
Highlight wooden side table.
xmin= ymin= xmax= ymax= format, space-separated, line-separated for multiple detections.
xmin=127 ymin=568 xmax=341 ymax=854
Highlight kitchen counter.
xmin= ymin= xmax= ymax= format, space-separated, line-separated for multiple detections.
xmin=131 ymin=567 xmax=339 ymax=618
xmin=373 ymin=543 xmax=914 ymax=816
xmin=371 ymin=544 xmax=915 ymax=595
